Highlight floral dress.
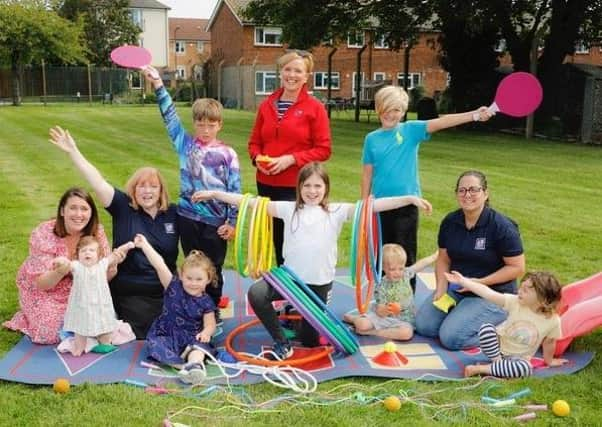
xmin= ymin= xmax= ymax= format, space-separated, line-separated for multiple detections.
xmin=3 ymin=220 xmax=110 ymax=344
xmin=146 ymin=276 xmax=216 ymax=365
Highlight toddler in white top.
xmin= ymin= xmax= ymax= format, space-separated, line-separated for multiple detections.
xmin=54 ymin=236 xmax=133 ymax=356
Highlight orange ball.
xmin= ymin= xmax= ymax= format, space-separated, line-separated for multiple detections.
xmin=255 ymin=155 xmax=273 ymax=169
xmin=387 ymin=302 xmax=401 ymax=315
xmin=383 ymin=395 xmax=401 ymax=411
xmin=53 ymin=378 xmax=70 ymax=394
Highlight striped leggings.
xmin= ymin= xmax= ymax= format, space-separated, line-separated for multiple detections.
xmin=479 ymin=323 xmax=533 ymax=378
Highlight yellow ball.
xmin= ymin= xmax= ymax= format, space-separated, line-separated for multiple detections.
xmin=552 ymin=400 xmax=570 ymax=417
xmin=383 ymin=341 xmax=397 ymax=353
xmin=53 ymin=378 xmax=70 ymax=394
xmin=383 ymin=395 xmax=401 ymax=412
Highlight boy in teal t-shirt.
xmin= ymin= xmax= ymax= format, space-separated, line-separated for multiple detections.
xmin=361 ymin=86 xmax=492 ymax=292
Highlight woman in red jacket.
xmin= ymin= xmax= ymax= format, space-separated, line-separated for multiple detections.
xmin=248 ymin=50 xmax=332 ymax=265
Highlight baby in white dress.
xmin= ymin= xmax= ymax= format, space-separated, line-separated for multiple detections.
xmin=54 ymin=236 xmax=133 ymax=356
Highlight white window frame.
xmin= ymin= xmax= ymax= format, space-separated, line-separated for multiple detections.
xmin=373 ymin=72 xmax=386 ymax=81
xmin=374 ymin=34 xmax=389 ymax=49
xmin=397 ymin=72 xmax=421 ymax=90
xmin=254 ymin=27 xmax=283 ymax=46
xmin=351 ymin=72 xmax=366 ymax=96
xmin=255 ymin=71 xmax=277 ymax=95
xmin=130 ymin=9 xmax=143 ymax=31
xmin=197 ymin=41 xmax=204 ymax=53
xmin=575 ymin=40 xmax=589 ymax=54
xmin=313 ymin=72 xmax=340 ymax=90
xmin=176 ymin=66 xmax=186 ymax=79
xmin=347 ymin=31 xmax=365 ymax=48
xmin=175 ymin=40 xmax=185 ymax=54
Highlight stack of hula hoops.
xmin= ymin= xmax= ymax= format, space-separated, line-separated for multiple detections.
xmin=350 ymin=197 xmax=382 ymax=314
xmin=226 ymin=194 xmax=359 ymax=365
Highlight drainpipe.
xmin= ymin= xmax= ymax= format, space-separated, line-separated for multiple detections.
xmin=236 ymin=56 xmax=244 ymax=109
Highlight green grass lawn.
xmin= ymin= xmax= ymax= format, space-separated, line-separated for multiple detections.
xmin=0 ymin=104 xmax=601 ymax=426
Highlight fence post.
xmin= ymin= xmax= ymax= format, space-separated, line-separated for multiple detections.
xmin=87 ymin=63 xmax=92 ymax=104
xmin=41 ymin=59 xmax=47 ymax=106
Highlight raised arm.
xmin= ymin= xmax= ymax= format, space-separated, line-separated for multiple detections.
xmin=49 ymin=126 xmax=114 ymax=207
xmin=444 ymin=271 xmax=505 ymax=307
xmin=107 ymin=241 xmax=135 ymax=267
xmin=433 ymin=248 xmax=451 ymax=300
xmin=372 ymin=195 xmax=432 ymax=215
xmin=133 ymin=234 xmax=173 ymax=288
xmin=410 ymin=250 xmax=439 ymax=273
xmin=191 ymin=190 xmax=277 ymax=217
xmin=426 ymin=107 xmax=493 ymax=133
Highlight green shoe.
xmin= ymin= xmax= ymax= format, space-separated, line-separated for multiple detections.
xmin=91 ymin=343 xmax=118 ymax=354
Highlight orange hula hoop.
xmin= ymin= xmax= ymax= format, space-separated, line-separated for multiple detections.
xmin=225 ymin=315 xmax=334 ymax=367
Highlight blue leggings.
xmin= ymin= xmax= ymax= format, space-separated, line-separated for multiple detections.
xmin=479 ymin=323 xmax=532 ymax=378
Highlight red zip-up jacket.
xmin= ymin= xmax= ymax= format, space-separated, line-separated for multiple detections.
xmin=248 ymin=85 xmax=332 ymax=187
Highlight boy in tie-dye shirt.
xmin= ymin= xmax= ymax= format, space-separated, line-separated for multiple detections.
xmin=143 ymin=66 xmax=241 ymax=323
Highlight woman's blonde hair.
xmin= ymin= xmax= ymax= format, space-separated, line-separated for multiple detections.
xmin=278 ymin=50 xmax=314 ymax=74
xmin=374 ymin=85 xmax=409 ymax=116
xmin=124 ymin=167 xmax=169 ymax=212
xmin=181 ymin=250 xmax=218 ymax=287
xmin=382 ymin=243 xmax=407 ymax=267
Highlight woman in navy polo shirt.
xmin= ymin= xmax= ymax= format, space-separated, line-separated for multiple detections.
xmin=49 ymin=126 xmax=179 ymax=339
xmin=415 ymin=170 xmax=525 ymax=350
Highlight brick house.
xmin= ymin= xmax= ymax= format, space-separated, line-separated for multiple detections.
xmin=169 ymin=18 xmax=211 ymax=82
xmin=206 ymin=0 xmax=602 ymax=112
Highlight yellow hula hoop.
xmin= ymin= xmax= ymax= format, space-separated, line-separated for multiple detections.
xmin=235 ymin=194 xmax=252 ymax=277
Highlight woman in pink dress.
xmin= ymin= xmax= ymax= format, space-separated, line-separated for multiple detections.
xmin=3 ymin=187 xmax=113 ymax=344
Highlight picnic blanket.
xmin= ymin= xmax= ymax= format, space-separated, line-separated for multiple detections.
xmin=0 ymin=269 xmax=594 ymax=386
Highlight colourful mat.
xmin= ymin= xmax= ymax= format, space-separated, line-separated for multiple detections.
xmin=0 ymin=269 xmax=594 ymax=386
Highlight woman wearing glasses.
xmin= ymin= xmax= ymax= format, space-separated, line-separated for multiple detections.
xmin=248 ymin=50 xmax=332 ymax=265
xmin=415 ymin=170 xmax=525 ymax=350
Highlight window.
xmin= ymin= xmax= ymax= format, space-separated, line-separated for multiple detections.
xmin=373 ymin=72 xmax=386 ymax=81
xmin=130 ymin=9 xmax=143 ymax=30
xmin=374 ymin=34 xmax=389 ymax=49
xmin=494 ymin=38 xmax=506 ymax=53
xmin=351 ymin=72 xmax=366 ymax=96
xmin=348 ymin=31 xmax=365 ymax=48
xmin=175 ymin=41 xmax=185 ymax=54
xmin=314 ymin=72 xmax=340 ymax=90
xmin=176 ymin=66 xmax=186 ymax=79
xmin=197 ymin=41 xmax=204 ymax=53
xmin=397 ymin=72 xmax=421 ymax=89
xmin=138 ymin=38 xmax=144 ymax=47
xmin=575 ymin=40 xmax=589 ymax=54
xmin=255 ymin=27 xmax=282 ymax=46
xmin=130 ymin=72 xmax=141 ymax=89
xmin=256 ymin=71 xmax=277 ymax=94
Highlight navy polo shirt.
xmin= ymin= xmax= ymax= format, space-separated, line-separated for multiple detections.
xmin=438 ymin=206 xmax=523 ymax=294
xmin=107 ymin=188 xmax=179 ymax=297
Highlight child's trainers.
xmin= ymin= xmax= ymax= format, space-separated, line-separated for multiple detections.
xmin=179 ymin=362 xmax=206 ymax=384
xmin=271 ymin=341 xmax=293 ymax=360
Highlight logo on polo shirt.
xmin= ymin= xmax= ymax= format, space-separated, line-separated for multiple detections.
xmin=164 ymin=223 xmax=175 ymax=234
xmin=474 ymin=237 xmax=486 ymax=250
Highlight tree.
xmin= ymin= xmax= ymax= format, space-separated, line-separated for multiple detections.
xmin=56 ymin=0 xmax=140 ymax=66
xmin=0 ymin=1 xmax=86 ymax=105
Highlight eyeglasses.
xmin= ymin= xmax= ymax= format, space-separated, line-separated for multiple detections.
xmin=456 ymin=186 xmax=483 ymax=196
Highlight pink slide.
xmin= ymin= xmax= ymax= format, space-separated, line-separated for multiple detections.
xmin=555 ymin=272 xmax=602 ymax=356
